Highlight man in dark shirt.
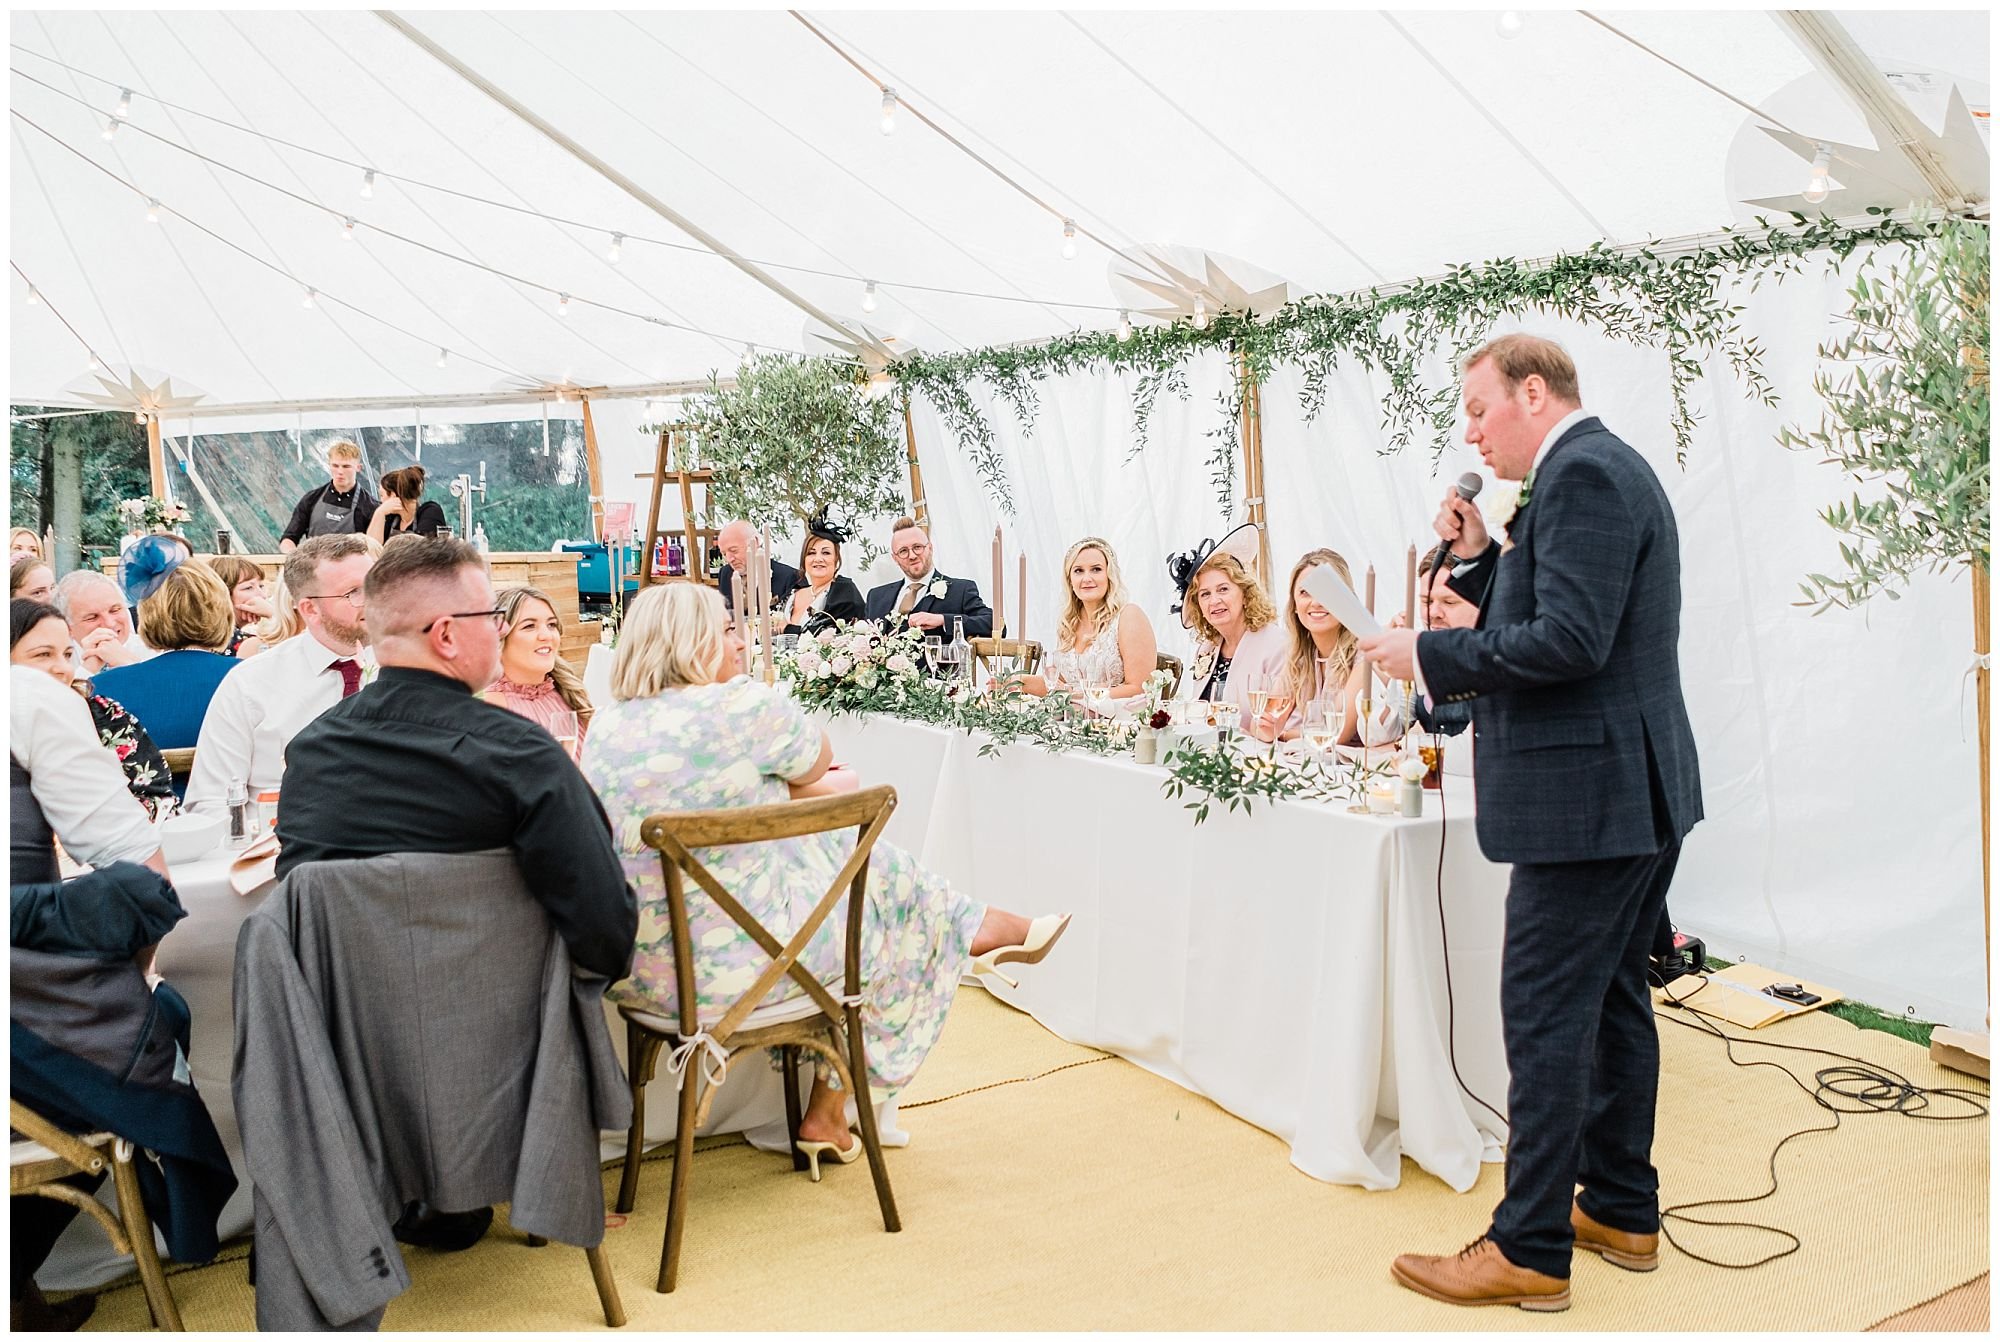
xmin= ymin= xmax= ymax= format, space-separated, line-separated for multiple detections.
xmin=276 ymin=537 xmax=640 ymax=1253
xmin=278 ymin=440 xmax=378 ymax=552
xmin=278 ymin=536 xmax=637 ymax=979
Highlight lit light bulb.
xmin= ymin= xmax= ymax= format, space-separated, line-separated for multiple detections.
xmin=1061 ymin=219 xmax=1078 ymax=260
xmin=862 ymin=280 xmax=879 ymax=313
xmin=1117 ymin=310 xmax=1132 ymax=341
xmin=87 ymin=352 xmax=101 ymax=372
xmin=101 ymin=118 xmax=118 ymax=141
xmin=301 ymin=286 xmax=317 ymax=310
xmin=557 ymin=292 xmax=571 ymax=317
xmin=145 ymin=198 xmax=161 ymax=223
xmin=360 ymin=169 xmax=376 ymax=199
xmin=436 ymin=348 xmax=449 ymax=368
xmin=607 ymin=232 xmax=624 ymax=264
xmin=879 ymin=87 xmax=898 ymax=136
xmin=114 ymin=88 xmax=132 ymax=119
xmin=1802 ymin=145 xmax=1832 ymax=204
xmin=340 ymin=216 xmax=356 ymax=241
xmin=1192 ymin=299 xmax=1209 ymax=329
xmin=25 ymin=287 xmax=39 ymax=306
xmin=135 ymin=410 xmax=147 ymax=424
xmin=1496 ymin=11 xmax=1524 ymax=39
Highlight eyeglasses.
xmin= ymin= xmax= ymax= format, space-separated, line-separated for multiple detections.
xmin=420 ymin=608 xmax=508 ymax=634
xmin=892 ymin=543 xmax=930 ymax=559
xmin=304 ymin=587 xmax=365 ymax=608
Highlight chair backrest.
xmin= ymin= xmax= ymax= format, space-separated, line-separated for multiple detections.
xmin=1155 ymin=653 xmax=1184 ymax=698
xmin=970 ymin=637 xmax=1043 ymax=681
xmin=9 ymin=1097 xmax=108 ymax=1178
xmin=639 ymin=786 xmax=897 ymax=1048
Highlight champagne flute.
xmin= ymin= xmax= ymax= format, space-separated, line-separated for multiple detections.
xmin=1082 ymin=668 xmax=1113 ymax=720
xmin=923 ymin=635 xmax=943 ymax=677
xmin=1301 ymin=698 xmax=1338 ymax=762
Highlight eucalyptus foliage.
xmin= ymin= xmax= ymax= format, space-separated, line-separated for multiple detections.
xmin=893 ymin=214 xmax=1937 ymax=514
xmin=683 ymin=353 xmax=906 ymax=562
xmin=1779 ymin=213 xmax=1990 ymax=611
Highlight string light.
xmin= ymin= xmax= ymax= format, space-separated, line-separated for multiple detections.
xmin=606 ymin=232 xmax=624 ymax=264
xmin=1496 ymin=11 xmax=1524 ymax=39
xmin=25 ymin=287 xmax=40 ymax=306
xmin=100 ymin=118 xmax=118 ymax=141
xmin=1061 ymin=220 xmax=1078 ymax=260
xmin=113 ymin=88 xmax=132 ymax=119
xmin=1192 ymin=299 xmax=1209 ymax=329
xmin=879 ymin=87 xmax=898 ymax=136
xmin=87 ymin=352 xmax=101 ymax=372
xmin=134 ymin=410 xmax=147 ymax=424
xmin=435 ymin=347 xmax=449 ymax=367
xmin=1802 ymin=144 xmax=1832 ymax=204
xmin=557 ymin=292 xmax=571 ymax=317
xmin=861 ymin=280 xmax=879 ymax=313
xmin=340 ymin=216 xmax=356 ymax=241
xmin=1117 ymin=310 xmax=1132 ymax=341
xmin=145 ymin=198 xmax=161 ymax=223
xmin=301 ymin=286 xmax=317 ymax=309
xmin=360 ymin=169 xmax=376 ymax=199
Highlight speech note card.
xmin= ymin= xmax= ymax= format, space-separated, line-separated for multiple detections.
xmin=1299 ymin=563 xmax=1383 ymax=639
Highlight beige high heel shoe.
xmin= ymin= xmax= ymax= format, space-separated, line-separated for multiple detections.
xmin=968 ymin=913 xmax=1073 ymax=989
xmin=793 ymin=1133 xmax=862 ymax=1182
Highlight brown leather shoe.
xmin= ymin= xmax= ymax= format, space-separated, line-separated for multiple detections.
xmin=1571 ymin=1200 xmax=1661 ymax=1270
xmin=1390 ymin=1236 xmax=1571 ymax=1312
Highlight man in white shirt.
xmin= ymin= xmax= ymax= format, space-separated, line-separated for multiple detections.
xmin=53 ymin=569 xmax=157 ymax=678
xmin=9 ymin=666 xmax=167 ymax=878
xmin=185 ymin=535 xmax=375 ymax=814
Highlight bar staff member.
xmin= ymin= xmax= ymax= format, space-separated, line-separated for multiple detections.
xmin=279 ymin=440 xmax=379 ymax=553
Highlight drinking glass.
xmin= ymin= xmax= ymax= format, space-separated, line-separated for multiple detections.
xmin=1211 ymin=700 xmax=1242 ymax=748
xmin=1082 ymin=669 xmax=1113 ymax=719
xmin=551 ymin=707 xmax=581 ymax=762
xmin=1300 ymin=698 xmax=1337 ymax=762
xmin=923 ymin=636 xmax=943 ymax=676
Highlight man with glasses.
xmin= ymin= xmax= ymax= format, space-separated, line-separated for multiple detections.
xmin=273 ymin=536 xmax=638 ymax=1254
xmin=185 ymin=535 xmax=375 ymax=814
xmin=863 ymin=517 xmax=994 ymax=636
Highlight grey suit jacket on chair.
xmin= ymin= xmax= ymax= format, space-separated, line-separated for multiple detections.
xmin=1418 ymin=417 xmax=1702 ymax=865
xmin=232 ymin=850 xmax=632 ymax=1330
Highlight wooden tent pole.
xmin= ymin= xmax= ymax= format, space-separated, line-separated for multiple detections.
xmin=1977 ymin=561 xmax=1990 ymax=986
xmin=1234 ymin=349 xmax=1271 ymax=585
xmin=579 ymin=394 xmax=607 ymax=542
xmin=145 ymin=416 xmax=165 ymax=499
xmin=902 ymin=396 xmax=929 ymax=528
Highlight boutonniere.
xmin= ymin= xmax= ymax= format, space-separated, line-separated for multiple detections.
xmin=928 ymin=578 xmax=949 ymax=602
xmin=1191 ymin=647 xmax=1217 ymax=684
xmin=1488 ymin=470 xmax=1536 ymax=553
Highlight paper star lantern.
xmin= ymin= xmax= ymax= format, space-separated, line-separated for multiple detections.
xmin=801 ymin=321 xmax=917 ymax=375
xmin=65 ymin=366 xmax=206 ymax=422
xmin=1740 ymin=85 xmax=1989 ymax=214
xmin=1108 ymin=244 xmax=1295 ymax=328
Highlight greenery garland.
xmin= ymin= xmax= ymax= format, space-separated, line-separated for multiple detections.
xmin=893 ymin=213 xmax=1939 ymax=514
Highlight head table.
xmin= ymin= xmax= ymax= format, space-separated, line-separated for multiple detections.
xmin=41 ymin=697 xmax=1511 ymax=1288
xmin=815 ymin=712 xmax=1512 ymax=1194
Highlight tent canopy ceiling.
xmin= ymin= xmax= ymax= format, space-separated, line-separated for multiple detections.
xmin=9 ymin=8 xmax=1989 ymax=414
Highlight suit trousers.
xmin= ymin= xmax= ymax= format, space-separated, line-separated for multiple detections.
xmin=1486 ymin=840 xmax=1682 ymax=1278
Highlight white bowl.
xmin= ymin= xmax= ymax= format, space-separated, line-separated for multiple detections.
xmin=158 ymin=812 xmax=224 ymax=863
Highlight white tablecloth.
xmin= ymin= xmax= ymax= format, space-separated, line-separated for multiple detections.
xmin=821 ymin=713 xmax=1512 ymax=1192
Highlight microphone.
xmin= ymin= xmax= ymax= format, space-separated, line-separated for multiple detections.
xmin=1428 ymin=473 xmax=1484 ymax=587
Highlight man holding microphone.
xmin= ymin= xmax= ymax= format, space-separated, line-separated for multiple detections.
xmin=1360 ymin=334 xmax=1702 ymax=1312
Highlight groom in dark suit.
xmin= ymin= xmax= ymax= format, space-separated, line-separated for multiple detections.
xmin=863 ymin=517 xmax=994 ymax=637
xmin=1361 ymin=334 xmax=1702 ymax=1312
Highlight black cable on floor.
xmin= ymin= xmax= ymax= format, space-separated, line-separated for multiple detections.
xmin=1433 ymin=757 xmax=1508 ymax=1129
xmin=1652 ymin=974 xmax=1989 ymax=1269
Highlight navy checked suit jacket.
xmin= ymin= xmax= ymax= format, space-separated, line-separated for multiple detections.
xmin=864 ymin=572 xmax=995 ymax=638
xmin=1417 ymin=417 xmax=1702 ymax=864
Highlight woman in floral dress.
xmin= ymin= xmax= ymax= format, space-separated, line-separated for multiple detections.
xmin=10 ymin=599 xmax=174 ymax=819
xmin=582 ymin=582 xmax=1068 ymax=1171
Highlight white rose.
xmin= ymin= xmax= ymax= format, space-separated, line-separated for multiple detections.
xmin=1481 ymin=479 xmax=1523 ymax=530
xmin=1398 ymin=754 xmax=1429 ymax=783
xmin=830 ymin=655 xmax=853 ymax=676
xmin=885 ymin=653 xmax=914 ymax=674
xmin=929 ymin=578 xmax=948 ymax=601
xmin=796 ymin=652 xmax=823 ymax=677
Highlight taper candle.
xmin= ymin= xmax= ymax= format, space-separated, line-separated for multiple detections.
xmin=1017 ymin=553 xmax=1027 ymax=643
xmin=1365 ymin=564 xmax=1376 ymax=616
xmin=992 ymin=526 xmax=1004 ymax=638
xmin=1404 ymin=544 xmax=1417 ymax=630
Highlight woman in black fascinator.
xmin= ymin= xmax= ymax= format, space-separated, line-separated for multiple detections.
xmin=783 ymin=511 xmax=869 ymax=634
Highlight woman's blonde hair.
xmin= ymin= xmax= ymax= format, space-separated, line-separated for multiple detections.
xmin=9 ymin=528 xmax=43 ymax=561
xmin=1279 ymin=548 xmax=1359 ymax=706
xmin=611 ymin=582 xmax=728 ymax=701
xmin=137 ymin=560 xmax=235 ymax=652
xmin=496 ymin=585 xmax=592 ymax=718
xmin=1055 ymin=536 xmax=1129 ymax=651
xmin=256 ymin=574 xmax=304 ymax=645
xmin=1185 ymin=551 xmax=1277 ymax=647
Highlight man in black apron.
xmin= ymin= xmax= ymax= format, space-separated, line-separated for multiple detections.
xmin=279 ymin=440 xmax=378 ymax=553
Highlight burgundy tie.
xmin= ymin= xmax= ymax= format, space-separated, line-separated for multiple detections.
xmin=332 ymin=658 xmax=362 ymax=697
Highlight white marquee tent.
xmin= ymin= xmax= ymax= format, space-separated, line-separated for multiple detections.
xmin=9 ymin=9 xmax=1992 ymax=1025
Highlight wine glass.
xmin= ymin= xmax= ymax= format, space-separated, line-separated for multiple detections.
xmin=1082 ymin=669 xmax=1113 ymax=720
xmin=551 ymin=706 xmax=581 ymax=763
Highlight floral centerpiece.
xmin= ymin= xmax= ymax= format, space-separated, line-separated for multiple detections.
xmin=117 ymin=495 xmax=191 ymax=535
xmin=778 ymin=621 xmax=932 ymax=714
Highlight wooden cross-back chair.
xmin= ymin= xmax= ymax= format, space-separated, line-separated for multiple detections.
xmin=159 ymin=748 xmax=195 ymax=782
xmin=969 ymin=637 xmax=1042 ymax=685
xmin=1155 ymin=653 xmax=1184 ymax=698
xmin=616 ymin=786 xmax=903 ymax=1294
xmin=10 ymin=1099 xmax=182 ymax=1330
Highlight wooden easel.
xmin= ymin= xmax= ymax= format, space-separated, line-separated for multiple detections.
xmin=636 ymin=425 xmax=718 ymax=588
